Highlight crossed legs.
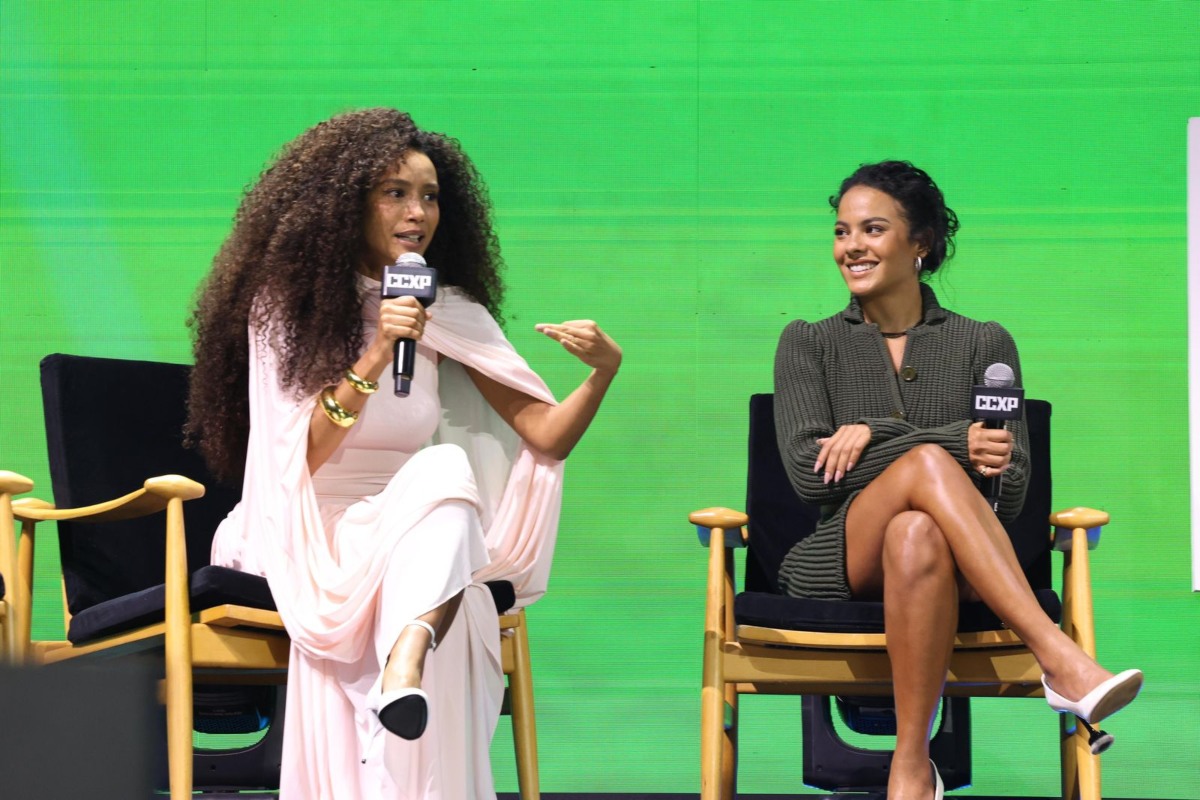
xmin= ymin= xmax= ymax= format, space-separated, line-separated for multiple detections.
xmin=845 ymin=444 xmax=1113 ymax=800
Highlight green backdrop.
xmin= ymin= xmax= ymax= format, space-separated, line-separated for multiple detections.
xmin=2 ymin=1 xmax=1198 ymax=796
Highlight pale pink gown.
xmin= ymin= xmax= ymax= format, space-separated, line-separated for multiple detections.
xmin=211 ymin=278 xmax=565 ymax=799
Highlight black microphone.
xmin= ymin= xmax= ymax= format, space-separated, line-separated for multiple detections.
xmin=971 ymin=362 xmax=1024 ymax=512
xmin=381 ymin=252 xmax=438 ymax=397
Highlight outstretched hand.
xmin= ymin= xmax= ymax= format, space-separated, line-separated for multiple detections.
xmin=535 ymin=320 xmax=622 ymax=375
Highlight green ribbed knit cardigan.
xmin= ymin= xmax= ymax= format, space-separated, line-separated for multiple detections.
xmin=773 ymin=285 xmax=1029 ymax=600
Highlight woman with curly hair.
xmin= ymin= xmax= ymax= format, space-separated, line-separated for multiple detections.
xmin=773 ymin=161 xmax=1140 ymax=800
xmin=187 ymin=107 xmax=621 ymax=798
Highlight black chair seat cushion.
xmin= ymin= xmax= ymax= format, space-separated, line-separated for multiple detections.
xmin=734 ymin=587 xmax=1062 ymax=635
xmin=68 ymin=566 xmax=275 ymax=644
xmin=69 ymin=568 xmax=517 ymax=645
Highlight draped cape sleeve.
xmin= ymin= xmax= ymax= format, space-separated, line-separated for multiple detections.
xmin=422 ymin=288 xmax=565 ymax=606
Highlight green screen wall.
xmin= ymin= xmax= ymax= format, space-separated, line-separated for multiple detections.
xmin=2 ymin=1 xmax=1198 ymax=796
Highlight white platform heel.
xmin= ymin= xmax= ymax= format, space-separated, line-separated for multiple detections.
xmin=1042 ymin=668 xmax=1143 ymax=754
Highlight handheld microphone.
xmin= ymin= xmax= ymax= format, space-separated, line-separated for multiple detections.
xmin=971 ymin=362 xmax=1024 ymax=512
xmin=381 ymin=252 xmax=438 ymax=397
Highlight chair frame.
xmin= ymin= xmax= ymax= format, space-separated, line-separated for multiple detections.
xmin=0 ymin=472 xmax=31 ymax=664
xmin=692 ymin=503 xmax=1111 ymax=800
xmin=1 ymin=471 xmax=540 ymax=799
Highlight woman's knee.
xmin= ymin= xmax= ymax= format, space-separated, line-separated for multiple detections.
xmin=882 ymin=511 xmax=953 ymax=580
xmin=901 ymin=443 xmax=959 ymax=475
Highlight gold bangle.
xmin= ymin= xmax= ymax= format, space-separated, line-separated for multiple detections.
xmin=319 ymin=387 xmax=358 ymax=428
xmin=344 ymin=368 xmax=379 ymax=394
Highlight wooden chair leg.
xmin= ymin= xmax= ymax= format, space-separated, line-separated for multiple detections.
xmin=1074 ymin=725 xmax=1101 ymax=800
xmin=0 ymin=474 xmax=21 ymax=665
xmin=1060 ymin=713 xmax=1078 ymax=800
xmin=721 ymin=685 xmax=738 ymax=799
xmin=1060 ymin=714 xmax=1103 ymax=800
xmin=701 ymin=534 xmax=733 ymax=800
xmin=15 ymin=516 xmax=36 ymax=665
xmin=509 ymin=610 xmax=540 ymax=800
xmin=701 ymin=638 xmax=725 ymax=800
xmin=720 ymin=544 xmax=738 ymax=800
xmin=1058 ymin=525 xmax=1102 ymax=800
xmin=163 ymin=496 xmax=194 ymax=798
xmin=167 ymin=680 xmax=193 ymax=799
xmin=0 ymin=602 xmax=9 ymax=664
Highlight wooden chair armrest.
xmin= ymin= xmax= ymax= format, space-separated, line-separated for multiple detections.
xmin=197 ymin=605 xmax=286 ymax=631
xmin=1049 ymin=506 xmax=1108 ymax=552
xmin=0 ymin=471 xmax=34 ymax=496
xmin=690 ymin=507 xmax=749 ymax=548
xmin=12 ymin=498 xmax=55 ymax=512
xmin=4 ymin=474 xmax=205 ymax=663
xmin=12 ymin=475 xmax=205 ymax=525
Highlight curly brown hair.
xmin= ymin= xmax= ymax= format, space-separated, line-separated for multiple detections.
xmin=186 ymin=108 xmax=505 ymax=481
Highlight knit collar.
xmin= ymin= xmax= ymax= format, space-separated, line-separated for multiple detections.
xmin=841 ymin=283 xmax=948 ymax=328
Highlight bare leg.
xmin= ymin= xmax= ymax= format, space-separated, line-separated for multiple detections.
xmin=845 ymin=444 xmax=1114 ymax=798
xmin=846 ymin=444 xmax=1111 ymax=697
xmin=381 ymin=591 xmax=464 ymax=694
xmin=873 ymin=511 xmax=958 ymax=800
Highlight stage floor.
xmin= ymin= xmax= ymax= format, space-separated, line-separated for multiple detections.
xmin=499 ymin=791 xmax=1152 ymax=796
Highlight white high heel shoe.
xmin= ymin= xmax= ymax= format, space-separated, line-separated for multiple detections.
xmin=369 ymin=620 xmax=438 ymax=741
xmin=1042 ymin=669 xmax=1143 ymax=724
xmin=930 ymin=759 xmax=944 ymax=800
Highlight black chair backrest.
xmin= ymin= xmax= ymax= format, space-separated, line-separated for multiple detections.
xmin=744 ymin=394 xmax=1052 ymax=594
xmin=40 ymin=354 xmax=242 ymax=617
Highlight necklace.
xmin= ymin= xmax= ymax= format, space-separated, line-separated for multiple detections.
xmin=879 ymin=330 xmax=908 ymax=339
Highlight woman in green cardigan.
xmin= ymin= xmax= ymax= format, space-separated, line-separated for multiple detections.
xmin=772 ymin=161 xmax=1142 ymax=800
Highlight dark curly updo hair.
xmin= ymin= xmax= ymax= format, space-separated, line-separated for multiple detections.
xmin=829 ymin=160 xmax=959 ymax=276
xmin=186 ymin=108 xmax=505 ymax=481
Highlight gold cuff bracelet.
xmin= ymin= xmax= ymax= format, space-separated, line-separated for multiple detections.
xmin=344 ymin=368 xmax=379 ymax=394
xmin=319 ymin=387 xmax=359 ymax=428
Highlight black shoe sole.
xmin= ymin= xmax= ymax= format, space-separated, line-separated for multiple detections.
xmin=377 ymin=693 xmax=428 ymax=740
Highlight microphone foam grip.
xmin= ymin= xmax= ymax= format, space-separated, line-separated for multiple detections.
xmin=983 ymin=362 xmax=1015 ymax=389
xmin=395 ymin=252 xmax=426 ymax=267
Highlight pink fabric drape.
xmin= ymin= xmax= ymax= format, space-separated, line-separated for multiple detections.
xmin=211 ymin=287 xmax=564 ymax=798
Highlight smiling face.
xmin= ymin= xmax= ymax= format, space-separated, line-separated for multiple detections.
xmin=360 ymin=150 xmax=440 ymax=278
xmin=833 ymin=185 xmax=927 ymax=300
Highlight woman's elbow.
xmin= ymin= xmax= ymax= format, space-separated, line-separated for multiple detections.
xmin=527 ymin=432 xmax=573 ymax=462
xmin=543 ymin=443 xmax=573 ymax=461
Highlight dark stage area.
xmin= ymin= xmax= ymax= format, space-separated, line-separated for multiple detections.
xmin=495 ymin=795 xmax=1159 ymax=800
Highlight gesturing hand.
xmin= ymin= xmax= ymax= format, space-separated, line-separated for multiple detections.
xmin=814 ymin=424 xmax=871 ymax=485
xmin=535 ymin=320 xmax=622 ymax=375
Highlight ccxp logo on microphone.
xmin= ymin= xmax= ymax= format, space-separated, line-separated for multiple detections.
xmin=975 ymin=395 xmax=1019 ymax=412
xmin=385 ymin=273 xmax=432 ymax=291
xmin=971 ymin=386 xmax=1024 ymax=421
xmin=381 ymin=263 xmax=438 ymax=302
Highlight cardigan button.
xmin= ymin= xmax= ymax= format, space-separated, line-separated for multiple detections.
xmin=900 ymin=366 xmax=917 ymax=381
xmin=890 ymin=410 xmax=907 ymax=420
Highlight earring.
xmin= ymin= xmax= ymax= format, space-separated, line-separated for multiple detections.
xmin=915 ymin=256 xmax=923 ymax=272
